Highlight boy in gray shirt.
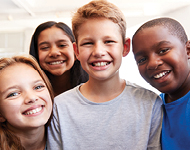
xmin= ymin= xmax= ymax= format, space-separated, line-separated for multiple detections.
xmin=47 ymin=0 xmax=163 ymax=149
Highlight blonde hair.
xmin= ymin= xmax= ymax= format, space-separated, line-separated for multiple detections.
xmin=72 ymin=0 xmax=126 ymax=43
xmin=0 ymin=55 xmax=54 ymax=150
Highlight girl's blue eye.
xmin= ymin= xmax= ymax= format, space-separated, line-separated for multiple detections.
xmin=35 ymin=85 xmax=45 ymax=90
xmin=7 ymin=92 xmax=18 ymax=98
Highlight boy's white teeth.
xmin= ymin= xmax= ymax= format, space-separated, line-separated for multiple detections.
xmin=24 ymin=107 xmax=42 ymax=115
xmin=154 ymin=71 xmax=170 ymax=79
xmin=93 ymin=62 xmax=109 ymax=67
xmin=49 ymin=61 xmax=63 ymax=65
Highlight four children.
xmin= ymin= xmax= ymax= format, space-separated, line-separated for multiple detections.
xmin=1 ymin=1 xmax=188 ymax=149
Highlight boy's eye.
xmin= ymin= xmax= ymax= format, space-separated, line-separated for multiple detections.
xmin=105 ymin=40 xmax=115 ymax=44
xmin=82 ymin=42 xmax=93 ymax=46
xmin=59 ymin=44 xmax=66 ymax=48
xmin=159 ymin=48 xmax=170 ymax=54
xmin=137 ymin=57 xmax=147 ymax=65
xmin=7 ymin=92 xmax=19 ymax=98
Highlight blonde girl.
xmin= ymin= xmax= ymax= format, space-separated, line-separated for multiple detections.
xmin=0 ymin=55 xmax=54 ymax=150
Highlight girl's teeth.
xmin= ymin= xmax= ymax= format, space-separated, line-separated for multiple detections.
xmin=93 ymin=62 xmax=109 ymax=67
xmin=24 ymin=107 xmax=42 ymax=115
xmin=50 ymin=61 xmax=63 ymax=65
xmin=154 ymin=71 xmax=170 ymax=79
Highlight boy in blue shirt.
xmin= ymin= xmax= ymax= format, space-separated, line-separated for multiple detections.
xmin=132 ymin=17 xmax=190 ymax=150
xmin=47 ymin=1 xmax=163 ymax=149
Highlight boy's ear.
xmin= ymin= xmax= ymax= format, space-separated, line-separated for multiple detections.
xmin=123 ymin=38 xmax=130 ymax=57
xmin=0 ymin=113 xmax=6 ymax=123
xmin=186 ymin=40 xmax=190 ymax=59
xmin=73 ymin=42 xmax=80 ymax=61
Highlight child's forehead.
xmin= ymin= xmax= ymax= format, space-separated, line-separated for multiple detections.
xmin=142 ymin=25 xmax=169 ymax=33
xmin=136 ymin=26 xmax=176 ymax=39
xmin=80 ymin=17 xmax=116 ymax=27
xmin=132 ymin=25 xmax=183 ymax=50
xmin=78 ymin=18 xmax=120 ymax=34
xmin=0 ymin=63 xmax=34 ymax=75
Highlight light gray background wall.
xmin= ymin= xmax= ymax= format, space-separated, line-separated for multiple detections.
xmin=0 ymin=4 xmax=189 ymax=94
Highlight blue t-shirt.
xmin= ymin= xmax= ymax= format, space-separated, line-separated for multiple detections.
xmin=160 ymin=91 xmax=190 ymax=150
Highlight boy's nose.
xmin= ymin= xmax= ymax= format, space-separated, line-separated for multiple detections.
xmin=92 ymin=43 xmax=106 ymax=57
xmin=147 ymin=56 xmax=163 ymax=70
xmin=48 ymin=47 xmax=61 ymax=57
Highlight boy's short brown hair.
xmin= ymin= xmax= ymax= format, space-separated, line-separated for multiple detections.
xmin=72 ymin=0 xmax=126 ymax=44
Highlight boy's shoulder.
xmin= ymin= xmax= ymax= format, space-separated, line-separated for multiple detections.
xmin=125 ymin=80 xmax=160 ymax=98
xmin=126 ymin=80 xmax=143 ymax=88
xmin=126 ymin=80 xmax=151 ymax=91
xmin=125 ymin=81 xmax=163 ymax=107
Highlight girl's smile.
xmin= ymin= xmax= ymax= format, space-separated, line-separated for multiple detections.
xmin=0 ymin=63 xmax=52 ymax=130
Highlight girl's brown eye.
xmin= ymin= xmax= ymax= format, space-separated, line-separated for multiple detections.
xmin=39 ymin=46 xmax=49 ymax=51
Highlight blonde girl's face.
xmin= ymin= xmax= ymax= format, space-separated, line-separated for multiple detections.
xmin=0 ymin=63 xmax=52 ymax=132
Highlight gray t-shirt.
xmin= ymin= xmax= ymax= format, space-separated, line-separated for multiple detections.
xmin=47 ymin=81 xmax=163 ymax=150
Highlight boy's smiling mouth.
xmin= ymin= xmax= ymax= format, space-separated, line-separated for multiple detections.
xmin=91 ymin=61 xmax=111 ymax=67
xmin=154 ymin=70 xmax=171 ymax=79
xmin=23 ymin=106 xmax=44 ymax=115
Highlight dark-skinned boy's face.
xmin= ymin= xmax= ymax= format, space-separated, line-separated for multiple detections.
xmin=132 ymin=26 xmax=190 ymax=96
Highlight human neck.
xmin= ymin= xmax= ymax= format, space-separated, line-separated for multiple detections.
xmin=19 ymin=127 xmax=46 ymax=150
xmin=80 ymin=75 xmax=125 ymax=103
xmin=165 ymin=72 xmax=190 ymax=103
xmin=47 ymin=70 xmax=71 ymax=96
xmin=7 ymin=124 xmax=46 ymax=150
xmin=166 ymin=85 xmax=190 ymax=103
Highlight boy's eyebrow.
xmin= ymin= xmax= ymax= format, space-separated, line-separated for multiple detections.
xmin=134 ymin=40 xmax=171 ymax=58
xmin=153 ymin=41 xmax=171 ymax=48
xmin=133 ymin=50 xmax=144 ymax=59
xmin=80 ymin=35 xmax=114 ymax=41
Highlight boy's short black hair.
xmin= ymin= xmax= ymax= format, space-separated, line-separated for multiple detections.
xmin=133 ymin=17 xmax=188 ymax=44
